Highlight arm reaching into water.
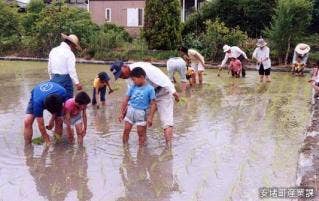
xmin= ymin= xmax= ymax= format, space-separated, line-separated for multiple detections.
xmin=147 ymin=100 xmax=157 ymax=127
xmin=119 ymin=96 xmax=129 ymax=122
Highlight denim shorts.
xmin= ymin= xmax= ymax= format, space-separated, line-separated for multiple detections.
xmin=124 ymin=106 xmax=147 ymax=126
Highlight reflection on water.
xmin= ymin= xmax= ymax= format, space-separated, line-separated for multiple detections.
xmin=24 ymin=145 xmax=92 ymax=201
xmin=117 ymin=146 xmax=178 ymax=201
xmin=0 ymin=61 xmax=313 ymax=201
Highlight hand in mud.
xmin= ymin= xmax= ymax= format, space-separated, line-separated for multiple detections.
xmin=118 ymin=114 xmax=124 ymax=123
xmin=76 ymin=83 xmax=83 ymax=91
xmin=46 ymin=124 xmax=54 ymax=130
xmin=109 ymin=89 xmax=114 ymax=94
xmin=81 ymin=127 xmax=87 ymax=137
xmin=147 ymin=117 xmax=153 ymax=127
xmin=173 ymin=93 xmax=180 ymax=102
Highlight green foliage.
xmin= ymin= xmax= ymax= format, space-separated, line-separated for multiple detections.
xmin=182 ymin=0 xmax=276 ymax=38
xmin=265 ymin=0 xmax=313 ymax=63
xmin=143 ymin=0 xmax=181 ymax=50
xmin=182 ymin=19 xmax=248 ymax=61
xmin=0 ymin=0 xmax=20 ymax=53
xmin=309 ymin=0 xmax=319 ymax=32
xmin=27 ymin=0 xmax=45 ymax=13
xmin=88 ymin=24 xmax=132 ymax=58
xmin=33 ymin=6 xmax=99 ymax=56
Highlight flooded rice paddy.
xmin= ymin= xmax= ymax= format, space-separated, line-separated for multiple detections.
xmin=0 ymin=61 xmax=313 ymax=201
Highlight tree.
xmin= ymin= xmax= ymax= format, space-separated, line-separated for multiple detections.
xmin=265 ymin=0 xmax=313 ymax=64
xmin=182 ymin=19 xmax=248 ymax=61
xmin=143 ymin=0 xmax=181 ymax=50
xmin=309 ymin=0 xmax=319 ymax=32
xmin=0 ymin=0 xmax=21 ymax=53
xmin=182 ymin=0 xmax=276 ymax=38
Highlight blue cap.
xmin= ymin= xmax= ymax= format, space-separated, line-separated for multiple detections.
xmin=98 ymin=72 xmax=110 ymax=81
xmin=110 ymin=60 xmax=124 ymax=80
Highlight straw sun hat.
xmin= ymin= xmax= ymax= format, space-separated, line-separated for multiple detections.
xmin=61 ymin=33 xmax=81 ymax=50
xmin=295 ymin=43 xmax=310 ymax=55
xmin=256 ymin=38 xmax=267 ymax=47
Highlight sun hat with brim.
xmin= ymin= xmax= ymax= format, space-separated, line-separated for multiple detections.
xmin=256 ymin=38 xmax=267 ymax=47
xmin=110 ymin=60 xmax=124 ymax=80
xmin=295 ymin=43 xmax=310 ymax=55
xmin=61 ymin=33 xmax=81 ymax=50
xmin=223 ymin=45 xmax=231 ymax=52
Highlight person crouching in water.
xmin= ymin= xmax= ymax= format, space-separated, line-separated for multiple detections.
xmin=179 ymin=46 xmax=206 ymax=84
xmin=92 ymin=72 xmax=114 ymax=108
xmin=228 ymin=57 xmax=242 ymax=78
xmin=118 ymin=67 xmax=157 ymax=146
xmin=292 ymin=56 xmax=305 ymax=76
xmin=64 ymin=92 xmax=91 ymax=144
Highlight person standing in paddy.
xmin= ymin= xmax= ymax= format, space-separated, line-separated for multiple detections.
xmin=111 ymin=61 xmax=179 ymax=146
xmin=48 ymin=33 xmax=83 ymax=99
xmin=252 ymin=38 xmax=271 ymax=83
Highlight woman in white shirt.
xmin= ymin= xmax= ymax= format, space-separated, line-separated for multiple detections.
xmin=252 ymin=39 xmax=271 ymax=83
xmin=179 ymin=47 xmax=206 ymax=84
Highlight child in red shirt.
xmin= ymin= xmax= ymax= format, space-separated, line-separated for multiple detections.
xmin=64 ymin=92 xmax=91 ymax=144
xmin=229 ymin=57 xmax=242 ymax=78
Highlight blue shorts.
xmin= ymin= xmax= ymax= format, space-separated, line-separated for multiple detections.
xmin=64 ymin=113 xmax=82 ymax=126
xmin=124 ymin=106 xmax=147 ymax=126
xmin=50 ymin=74 xmax=73 ymax=99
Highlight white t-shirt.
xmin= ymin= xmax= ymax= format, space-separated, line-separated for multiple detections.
xmin=128 ymin=62 xmax=176 ymax=94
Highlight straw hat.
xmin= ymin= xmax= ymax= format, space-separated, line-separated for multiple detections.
xmin=256 ymin=38 xmax=267 ymax=47
xmin=295 ymin=43 xmax=310 ymax=55
xmin=223 ymin=45 xmax=231 ymax=52
xmin=61 ymin=33 xmax=81 ymax=50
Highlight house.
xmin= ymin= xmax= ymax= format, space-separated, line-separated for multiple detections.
xmin=88 ymin=0 xmax=205 ymax=37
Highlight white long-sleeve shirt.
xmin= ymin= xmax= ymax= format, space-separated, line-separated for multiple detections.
xmin=128 ymin=62 xmax=176 ymax=95
xmin=252 ymin=46 xmax=271 ymax=69
xmin=292 ymin=51 xmax=309 ymax=65
xmin=220 ymin=46 xmax=248 ymax=67
xmin=48 ymin=42 xmax=79 ymax=84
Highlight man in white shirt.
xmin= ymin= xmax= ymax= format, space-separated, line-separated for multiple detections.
xmin=48 ymin=33 xmax=82 ymax=99
xmin=252 ymin=38 xmax=271 ymax=82
xmin=111 ymin=61 xmax=180 ymax=145
xmin=219 ymin=45 xmax=248 ymax=77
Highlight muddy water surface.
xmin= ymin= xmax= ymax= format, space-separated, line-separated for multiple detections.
xmin=0 ymin=61 xmax=312 ymax=201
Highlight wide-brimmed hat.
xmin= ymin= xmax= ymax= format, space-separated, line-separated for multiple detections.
xmin=223 ymin=45 xmax=231 ymax=52
xmin=61 ymin=33 xmax=81 ymax=50
xmin=295 ymin=43 xmax=310 ymax=55
xmin=256 ymin=38 xmax=267 ymax=47
xmin=110 ymin=60 xmax=124 ymax=80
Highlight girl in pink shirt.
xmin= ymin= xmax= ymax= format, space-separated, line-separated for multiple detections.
xmin=229 ymin=57 xmax=242 ymax=78
xmin=64 ymin=92 xmax=91 ymax=144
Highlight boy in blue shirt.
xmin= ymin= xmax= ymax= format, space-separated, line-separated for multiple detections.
xmin=24 ymin=81 xmax=68 ymax=145
xmin=118 ymin=67 xmax=156 ymax=145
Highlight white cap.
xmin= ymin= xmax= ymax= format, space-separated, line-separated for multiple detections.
xmin=223 ymin=45 xmax=231 ymax=52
